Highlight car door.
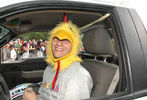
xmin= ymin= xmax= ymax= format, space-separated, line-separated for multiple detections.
xmin=0 ymin=1 xmax=130 ymax=99
xmin=0 ymin=0 xmax=147 ymax=100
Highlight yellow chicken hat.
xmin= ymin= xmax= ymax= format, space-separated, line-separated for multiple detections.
xmin=46 ymin=14 xmax=82 ymax=72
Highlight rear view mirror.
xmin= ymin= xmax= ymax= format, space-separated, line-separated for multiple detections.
xmin=0 ymin=25 xmax=10 ymax=39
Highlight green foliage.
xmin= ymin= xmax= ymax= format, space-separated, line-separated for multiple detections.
xmin=19 ymin=32 xmax=50 ymax=41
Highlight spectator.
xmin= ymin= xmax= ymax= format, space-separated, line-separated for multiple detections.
xmin=15 ymin=39 xmax=22 ymax=59
xmin=35 ymin=41 xmax=44 ymax=57
xmin=10 ymin=45 xmax=17 ymax=60
xmin=30 ymin=39 xmax=36 ymax=57
xmin=2 ymin=44 xmax=10 ymax=61
xmin=19 ymin=41 xmax=29 ymax=59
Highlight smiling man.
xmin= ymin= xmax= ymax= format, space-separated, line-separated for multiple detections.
xmin=52 ymin=37 xmax=72 ymax=59
xmin=23 ymin=21 xmax=93 ymax=100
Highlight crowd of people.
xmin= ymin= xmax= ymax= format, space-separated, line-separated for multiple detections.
xmin=2 ymin=38 xmax=48 ymax=61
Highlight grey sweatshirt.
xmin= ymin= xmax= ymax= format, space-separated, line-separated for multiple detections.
xmin=39 ymin=62 xmax=93 ymax=100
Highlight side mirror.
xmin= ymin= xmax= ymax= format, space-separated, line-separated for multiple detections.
xmin=0 ymin=25 xmax=10 ymax=39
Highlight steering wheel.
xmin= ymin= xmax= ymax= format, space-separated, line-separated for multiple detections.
xmin=12 ymin=83 xmax=41 ymax=100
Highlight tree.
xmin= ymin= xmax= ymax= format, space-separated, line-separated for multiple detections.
xmin=19 ymin=32 xmax=50 ymax=41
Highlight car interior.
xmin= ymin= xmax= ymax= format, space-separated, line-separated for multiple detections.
xmin=0 ymin=9 xmax=125 ymax=99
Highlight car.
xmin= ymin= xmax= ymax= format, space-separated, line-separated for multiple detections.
xmin=0 ymin=0 xmax=147 ymax=100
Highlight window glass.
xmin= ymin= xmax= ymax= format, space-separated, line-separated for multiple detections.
xmin=0 ymin=25 xmax=10 ymax=39
xmin=1 ymin=32 xmax=49 ymax=63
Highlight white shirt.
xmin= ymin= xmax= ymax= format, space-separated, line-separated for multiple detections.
xmin=10 ymin=49 xmax=17 ymax=60
xmin=39 ymin=62 xmax=93 ymax=100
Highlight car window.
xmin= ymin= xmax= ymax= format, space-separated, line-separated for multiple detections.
xmin=0 ymin=25 xmax=10 ymax=39
xmin=1 ymin=32 xmax=49 ymax=63
xmin=0 ymin=8 xmax=126 ymax=99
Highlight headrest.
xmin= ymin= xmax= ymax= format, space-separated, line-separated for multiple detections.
xmin=82 ymin=27 xmax=115 ymax=56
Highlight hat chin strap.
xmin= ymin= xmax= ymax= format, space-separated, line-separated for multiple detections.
xmin=52 ymin=60 xmax=60 ymax=90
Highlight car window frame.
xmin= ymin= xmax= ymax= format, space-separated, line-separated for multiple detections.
xmin=0 ymin=1 xmax=131 ymax=99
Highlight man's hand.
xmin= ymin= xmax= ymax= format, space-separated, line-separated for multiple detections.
xmin=23 ymin=88 xmax=38 ymax=100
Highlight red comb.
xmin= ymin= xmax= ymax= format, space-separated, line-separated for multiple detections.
xmin=63 ymin=13 xmax=67 ymax=23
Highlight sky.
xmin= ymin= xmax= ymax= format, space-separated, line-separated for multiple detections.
xmin=130 ymin=0 xmax=147 ymax=29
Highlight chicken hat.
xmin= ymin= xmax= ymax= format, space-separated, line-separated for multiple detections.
xmin=46 ymin=13 xmax=82 ymax=89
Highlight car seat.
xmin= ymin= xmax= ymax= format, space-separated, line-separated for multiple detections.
xmin=81 ymin=27 xmax=119 ymax=97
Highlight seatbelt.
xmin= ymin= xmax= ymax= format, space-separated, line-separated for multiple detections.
xmin=107 ymin=66 xmax=119 ymax=95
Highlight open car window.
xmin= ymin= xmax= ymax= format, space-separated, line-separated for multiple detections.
xmin=1 ymin=32 xmax=48 ymax=63
xmin=0 ymin=5 xmax=127 ymax=100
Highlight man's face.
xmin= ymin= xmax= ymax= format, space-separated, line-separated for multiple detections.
xmin=52 ymin=37 xmax=72 ymax=58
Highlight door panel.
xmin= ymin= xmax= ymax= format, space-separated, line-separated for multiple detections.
xmin=0 ymin=57 xmax=47 ymax=89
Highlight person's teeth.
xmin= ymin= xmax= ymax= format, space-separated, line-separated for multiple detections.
xmin=56 ymin=48 xmax=63 ymax=50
